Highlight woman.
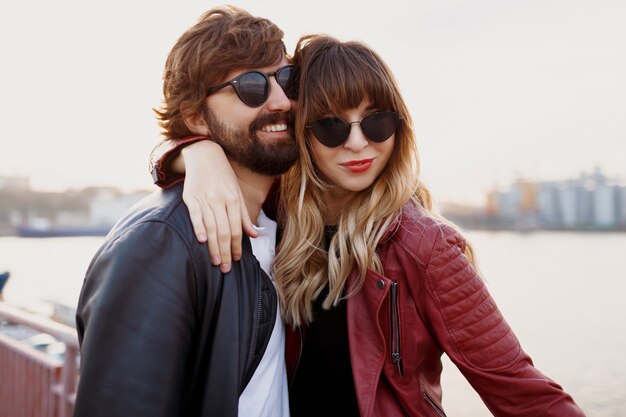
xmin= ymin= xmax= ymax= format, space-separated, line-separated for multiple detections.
xmin=152 ymin=35 xmax=584 ymax=416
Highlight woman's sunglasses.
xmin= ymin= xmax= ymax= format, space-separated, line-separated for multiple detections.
xmin=206 ymin=65 xmax=295 ymax=108
xmin=306 ymin=111 xmax=403 ymax=148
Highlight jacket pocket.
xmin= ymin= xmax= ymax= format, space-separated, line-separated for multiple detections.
xmin=390 ymin=281 xmax=404 ymax=376
xmin=423 ymin=391 xmax=447 ymax=417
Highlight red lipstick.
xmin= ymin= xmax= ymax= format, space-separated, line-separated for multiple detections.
xmin=340 ymin=158 xmax=374 ymax=173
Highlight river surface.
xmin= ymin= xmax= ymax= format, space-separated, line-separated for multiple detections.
xmin=1 ymin=231 xmax=624 ymax=416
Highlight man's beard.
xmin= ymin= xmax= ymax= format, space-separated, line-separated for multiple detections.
xmin=203 ymin=108 xmax=299 ymax=176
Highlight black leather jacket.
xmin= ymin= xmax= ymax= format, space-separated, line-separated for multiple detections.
xmin=74 ymin=184 xmax=277 ymax=417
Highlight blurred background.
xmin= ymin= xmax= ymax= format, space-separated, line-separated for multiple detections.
xmin=1 ymin=1 xmax=625 ymax=416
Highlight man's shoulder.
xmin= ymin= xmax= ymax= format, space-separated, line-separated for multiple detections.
xmin=106 ymin=183 xmax=193 ymax=242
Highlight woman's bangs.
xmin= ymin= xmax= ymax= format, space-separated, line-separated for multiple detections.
xmin=306 ymin=48 xmax=395 ymax=117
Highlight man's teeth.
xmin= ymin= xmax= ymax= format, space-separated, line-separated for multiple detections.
xmin=260 ymin=124 xmax=287 ymax=132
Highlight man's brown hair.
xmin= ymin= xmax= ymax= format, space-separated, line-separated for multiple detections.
xmin=154 ymin=6 xmax=286 ymax=140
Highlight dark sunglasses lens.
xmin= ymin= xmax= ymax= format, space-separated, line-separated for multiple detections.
xmin=311 ymin=118 xmax=351 ymax=148
xmin=276 ymin=66 xmax=293 ymax=90
xmin=360 ymin=112 xmax=400 ymax=142
xmin=237 ymin=72 xmax=268 ymax=107
xmin=277 ymin=66 xmax=297 ymax=99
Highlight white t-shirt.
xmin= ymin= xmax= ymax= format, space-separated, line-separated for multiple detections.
xmin=238 ymin=211 xmax=290 ymax=417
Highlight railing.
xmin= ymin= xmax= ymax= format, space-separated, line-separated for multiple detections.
xmin=0 ymin=302 xmax=79 ymax=417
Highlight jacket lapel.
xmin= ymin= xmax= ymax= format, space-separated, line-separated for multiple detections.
xmin=347 ymin=269 xmax=391 ymax=417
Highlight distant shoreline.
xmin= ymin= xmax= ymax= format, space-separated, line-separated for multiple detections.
xmin=0 ymin=226 xmax=110 ymax=238
xmin=458 ymin=225 xmax=626 ymax=234
xmin=443 ymin=215 xmax=626 ymax=234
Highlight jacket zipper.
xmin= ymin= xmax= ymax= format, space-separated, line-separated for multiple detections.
xmin=423 ymin=391 xmax=447 ymax=417
xmin=390 ymin=281 xmax=404 ymax=376
xmin=250 ymin=261 xmax=262 ymax=357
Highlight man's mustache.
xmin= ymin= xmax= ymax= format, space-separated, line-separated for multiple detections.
xmin=250 ymin=111 xmax=295 ymax=131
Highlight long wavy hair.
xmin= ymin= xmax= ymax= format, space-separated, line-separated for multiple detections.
xmin=273 ymin=35 xmax=472 ymax=327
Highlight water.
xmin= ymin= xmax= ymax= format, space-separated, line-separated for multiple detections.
xmin=439 ymin=231 xmax=626 ymax=417
xmin=0 ymin=237 xmax=105 ymax=312
xmin=1 ymin=232 xmax=624 ymax=416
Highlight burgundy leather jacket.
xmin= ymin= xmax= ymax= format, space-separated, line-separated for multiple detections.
xmin=152 ymin=138 xmax=585 ymax=417
xmin=286 ymin=204 xmax=584 ymax=417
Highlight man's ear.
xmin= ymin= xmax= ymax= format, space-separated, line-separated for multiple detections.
xmin=184 ymin=111 xmax=209 ymax=136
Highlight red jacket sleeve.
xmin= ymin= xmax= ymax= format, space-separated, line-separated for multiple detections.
xmin=149 ymin=136 xmax=210 ymax=189
xmin=423 ymin=224 xmax=585 ymax=416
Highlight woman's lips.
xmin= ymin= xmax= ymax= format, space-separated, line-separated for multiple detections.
xmin=340 ymin=158 xmax=375 ymax=173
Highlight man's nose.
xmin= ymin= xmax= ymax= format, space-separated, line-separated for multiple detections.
xmin=265 ymin=77 xmax=291 ymax=112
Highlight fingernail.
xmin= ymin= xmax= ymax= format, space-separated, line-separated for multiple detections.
xmin=221 ymin=263 xmax=230 ymax=273
xmin=198 ymin=234 xmax=207 ymax=242
xmin=211 ymin=256 xmax=221 ymax=265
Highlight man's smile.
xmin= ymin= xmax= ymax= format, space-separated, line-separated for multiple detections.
xmin=260 ymin=123 xmax=288 ymax=132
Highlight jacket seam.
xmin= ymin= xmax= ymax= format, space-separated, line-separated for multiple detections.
xmin=462 ymin=314 xmax=507 ymax=347
xmin=393 ymin=226 xmax=441 ymax=271
xmin=426 ymin=249 xmax=466 ymax=285
xmin=425 ymin=269 xmax=467 ymax=360
xmin=473 ymin=330 xmax=518 ymax=366
xmin=455 ymin=301 xmax=498 ymax=329
xmin=437 ymin=278 xmax=487 ymax=313
xmin=423 ymin=229 xmax=470 ymax=363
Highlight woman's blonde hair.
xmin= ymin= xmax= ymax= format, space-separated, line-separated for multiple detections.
xmin=273 ymin=35 xmax=474 ymax=326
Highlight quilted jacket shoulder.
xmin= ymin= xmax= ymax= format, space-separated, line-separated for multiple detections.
xmin=379 ymin=203 xmax=585 ymax=416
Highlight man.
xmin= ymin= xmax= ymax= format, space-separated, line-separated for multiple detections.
xmin=74 ymin=6 xmax=298 ymax=417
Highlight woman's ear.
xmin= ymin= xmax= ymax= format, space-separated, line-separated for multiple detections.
xmin=184 ymin=111 xmax=209 ymax=136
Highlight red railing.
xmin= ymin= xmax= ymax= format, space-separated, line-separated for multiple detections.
xmin=0 ymin=302 xmax=79 ymax=417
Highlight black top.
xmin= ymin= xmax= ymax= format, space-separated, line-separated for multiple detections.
xmin=289 ymin=226 xmax=360 ymax=417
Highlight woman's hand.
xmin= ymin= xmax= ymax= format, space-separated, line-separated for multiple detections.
xmin=178 ymin=140 xmax=257 ymax=273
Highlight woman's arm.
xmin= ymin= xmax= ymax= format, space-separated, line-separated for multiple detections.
xmin=421 ymin=225 xmax=585 ymax=416
xmin=150 ymin=138 xmax=256 ymax=273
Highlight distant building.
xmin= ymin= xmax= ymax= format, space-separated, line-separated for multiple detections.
xmin=574 ymin=182 xmax=594 ymax=227
xmin=479 ymin=167 xmax=625 ymax=230
xmin=594 ymin=183 xmax=617 ymax=228
xmin=617 ymin=186 xmax=626 ymax=225
xmin=536 ymin=182 xmax=561 ymax=225
xmin=56 ymin=211 xmax=91 ymax=227
xmin=0 ymin=175 xmax=30 ymax=191
xmin=496 ymin=182 xmax=523 ymax=221
xmin=89 ymin=191 xmax=150 ymax=226
xmin=558 ymin=183 xmax=577 ymax=227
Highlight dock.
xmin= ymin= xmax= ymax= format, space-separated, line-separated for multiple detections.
xmin=0 ymin=302 xmax=78 ymax=417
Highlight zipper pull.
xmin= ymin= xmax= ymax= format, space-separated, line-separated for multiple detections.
xmin=392 ymin=352 xmax=404 ymax=376
xmin=390 ymin=281 xmax=404 ymax=377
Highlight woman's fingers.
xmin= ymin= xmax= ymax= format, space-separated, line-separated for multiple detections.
xmin=226 ymin=197 xmax=244 ymax=262
xmin=184 ymin=196 xmax=209 ymax=243
xmin=202 ymin=203 xmax=223 ymax=269
xmin=212 ymin=201 xmax=233 ymax=273
xmin=240 ymin=188 xmax=258 ymax=239
xmin=177 ymin=140 xmax=253 ymax=274
xmin=183 ymin=194 xmax=221 ymax=266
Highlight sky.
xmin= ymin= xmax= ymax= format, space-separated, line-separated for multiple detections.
xmin=1 ymin=0 xmax=624 ymax=205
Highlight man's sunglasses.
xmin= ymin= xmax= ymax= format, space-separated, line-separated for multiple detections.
xmin=306 ymin=111 xmax=403 ymax=148
xmin=207 ymin=65 xmax=295 ymax=107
